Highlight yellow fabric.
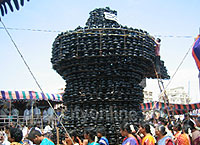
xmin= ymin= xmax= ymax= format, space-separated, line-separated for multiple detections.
xmin=141 ymin=134 xmax=155 ymax=145
xmin=10 ymin=142 xmax=22 ymax=145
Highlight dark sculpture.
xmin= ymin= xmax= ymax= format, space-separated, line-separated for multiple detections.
xmin=0 ymin=0 xmax=30 ymax=19
xmin=51 ymin=7 xmax=169 ymax=144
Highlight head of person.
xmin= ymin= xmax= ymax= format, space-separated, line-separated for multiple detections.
xmin=84 ymin=127 xmax=96 ymax=142
xmin=8 ymin=127 xmax=23 ymax=143
xmin=28 ymin=129 xmax=43 ymax=145
xmin=156 ymin=38 xmax=161 ymax=43
xmin=120 ymin=122 xmax=134 ymax=137
xmin=10 ymin=122 xmax=15 ymax=128
xmin=183 ymin=119 xmax=195 ymax=131
xmin=0 ymin=131 xmax=5 ymax=144
xmin=173 ymin=122 xmax=182 ymax=132
xmin=159 ymin=117 xmax=168 ymax=126
xmin=155 ymin=125 xmax=167 ymax=138
xmin=28 ymin=124 xmax=33 ymax=130
xmin=139 ymin=122 xmax=151 ymax=135
xmin=97 ymin=127 xmax=106 ymax=138
xmin=182 ymin=124 xmax=192 ymax=134
xmin=184 ymin=113 xmax=190 ymax=120
xmin=167 ymin=123 xmax=173 ymax=132
xmin=83 ymin=127 xmax=90 ymax=139
xmin=195 ymin=117 xmax=200 ymax=127
xmin=65 ymin=130 xmax=79 ymax=145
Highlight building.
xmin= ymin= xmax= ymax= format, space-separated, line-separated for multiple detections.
xmin=143 ymin=90 xmax=154 ymax=103
xmin=159 ymin=87 xmax=190 ymax=104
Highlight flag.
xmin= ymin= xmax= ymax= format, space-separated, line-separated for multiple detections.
xmin=192 ymin=35 xmax=200 ymax=71
xmin=192 ymin=35 xmax=200 ymax=92
xmin=104 ymin=12 xmax=119 ymax=23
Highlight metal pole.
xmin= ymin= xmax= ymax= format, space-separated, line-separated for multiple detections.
xmin=9 ymin=101 xmax=11 ymax=124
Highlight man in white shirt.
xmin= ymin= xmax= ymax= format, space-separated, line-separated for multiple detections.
xmin=34 ymin=106 xmax=41 ymax=121
xmin=22 ymin=124 xmax=28 ymax=140
xmin=42 ymin=108 xmax=48 ymax=124
xmin=47 ymin=107 xmax=54 ymax=126
xmin=24 ymin=108 xmax=30 ymax=125
xmin=11 ymin=107 xmax=19 ymax=122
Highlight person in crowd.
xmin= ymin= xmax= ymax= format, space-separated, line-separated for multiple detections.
xmin=167 ymin=124 xmax=174 ymax=139
xmin=27 ymin=124 xmax=42 ymax=135
xmin=159 ymin=117 xmax=174 ymax=139
xmin=132 ymin=124 xmax=142 ymax=145
xmin=33 ymin=105 xmax=41 ymax=121
xmin=176 ymin=123 xmax=191 ymax=145
xmin=21 ymin=124 xmax=28 ymax=140
xmin=34 ymin=123 xmax=42 ymax=134
xmin=11 ymin=107 xmax=19 ymax=122
xmin=139 ymin=122 xmax=155 ymax=145
xmin=185 ymin=119 xmax=200 ymax=145
xmin=28 ymin=129 xmax=54 ymax=145
xmin=0 ymin=131 xmax=10 ymax=145
xmin=8 ymin=127 xmax=23 ymax=145
xmin=62 ymin=130 xmax=79 ymax=145
xmin=42 ymin=108 xmax=48 ymax=125
xmin=83 ymin=127 xmax=99 ymax=145
xmin=43 ymin=122 xmax=53 ymax=139
xmin=173 ymin=122 xmax=182 ymax=144
xmin=1 ymin=105 xmax=9 ymax=124
xmin=24 ymin=108 xmax=30 ymax=125
xmin=4 ymin=125 xmax=10 ymax=142
xmin=155 ymin=124 xmax=175 ymax=145
xmin=183 ymin=114 xmax=190 ymax=122
xmin=154 ymin=37 xmax=161 ymax=75
xmin=195 ymin=117 xmax=200 ymax=128
xmin=47 ymin=107 xmax=54 ymax=126
xmin=96 ymin=127 xmax=109 ymax=145
xmin=9 ymin=123 xmax=15 ymax=129
xmin=120 ymin=122 xmax=139 ymax=145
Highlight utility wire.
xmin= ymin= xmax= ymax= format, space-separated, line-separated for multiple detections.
xmin=0 ymin=26 xmax=62 ymax=33
xmin=0 ymin=20 xmax=75 ymax=145
xmin=0 ymin=26 xmax=195 ymax=38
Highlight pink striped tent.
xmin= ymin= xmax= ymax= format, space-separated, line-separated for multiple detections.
xmin=0 ymin=90 xmax=62 ymax=102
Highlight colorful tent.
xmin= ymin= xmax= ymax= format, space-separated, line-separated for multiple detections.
xmin=0 ymin=91 xmax=62 ymax=102
xmin=140 ymin=102 xmax=200 ymax=115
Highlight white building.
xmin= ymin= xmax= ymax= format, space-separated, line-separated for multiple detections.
xmin=143 ymin=90 xmax=154 ymax=103
xmin=160 ymin=87 xmax=190 ymax=104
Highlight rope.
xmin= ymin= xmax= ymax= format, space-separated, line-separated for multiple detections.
xmin=0 ymin=20 xmax=75 ymax=145
xmin=152 ymin=43 xmax=194 ymax=120
xmin=160 ymin=43 xmax=194 ymax=93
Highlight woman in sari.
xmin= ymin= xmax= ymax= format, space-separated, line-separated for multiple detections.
xmin=176 ymin=124 xmax=191 ymax=145
xmin=139 ymin=122 xmax=155 ymax=145
xmin=155 ymin=125 xmax=175 ymax=145
xmin=120 ymin=122 xmax=139 ymax=145
xmin=173 ymin=122 xmax=182 ymax=144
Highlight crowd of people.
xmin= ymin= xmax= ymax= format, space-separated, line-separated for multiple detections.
xmin=0 ymin=104 xmax=66 ymax=127
xmin=0 ymin=114 xmax=200 ymax=145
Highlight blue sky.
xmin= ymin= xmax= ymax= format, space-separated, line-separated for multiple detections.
xmin=0 ymin=0 xmax=200 ymax=103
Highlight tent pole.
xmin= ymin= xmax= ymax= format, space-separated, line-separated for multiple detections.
xmin=9 ymin=100 xmax=11 ymax=124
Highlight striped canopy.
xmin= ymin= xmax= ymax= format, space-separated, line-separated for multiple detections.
xmin=0 ymin=91 xmax=62 ymax=102
xmin=140 ymin=102 xmax=200 ymax=114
